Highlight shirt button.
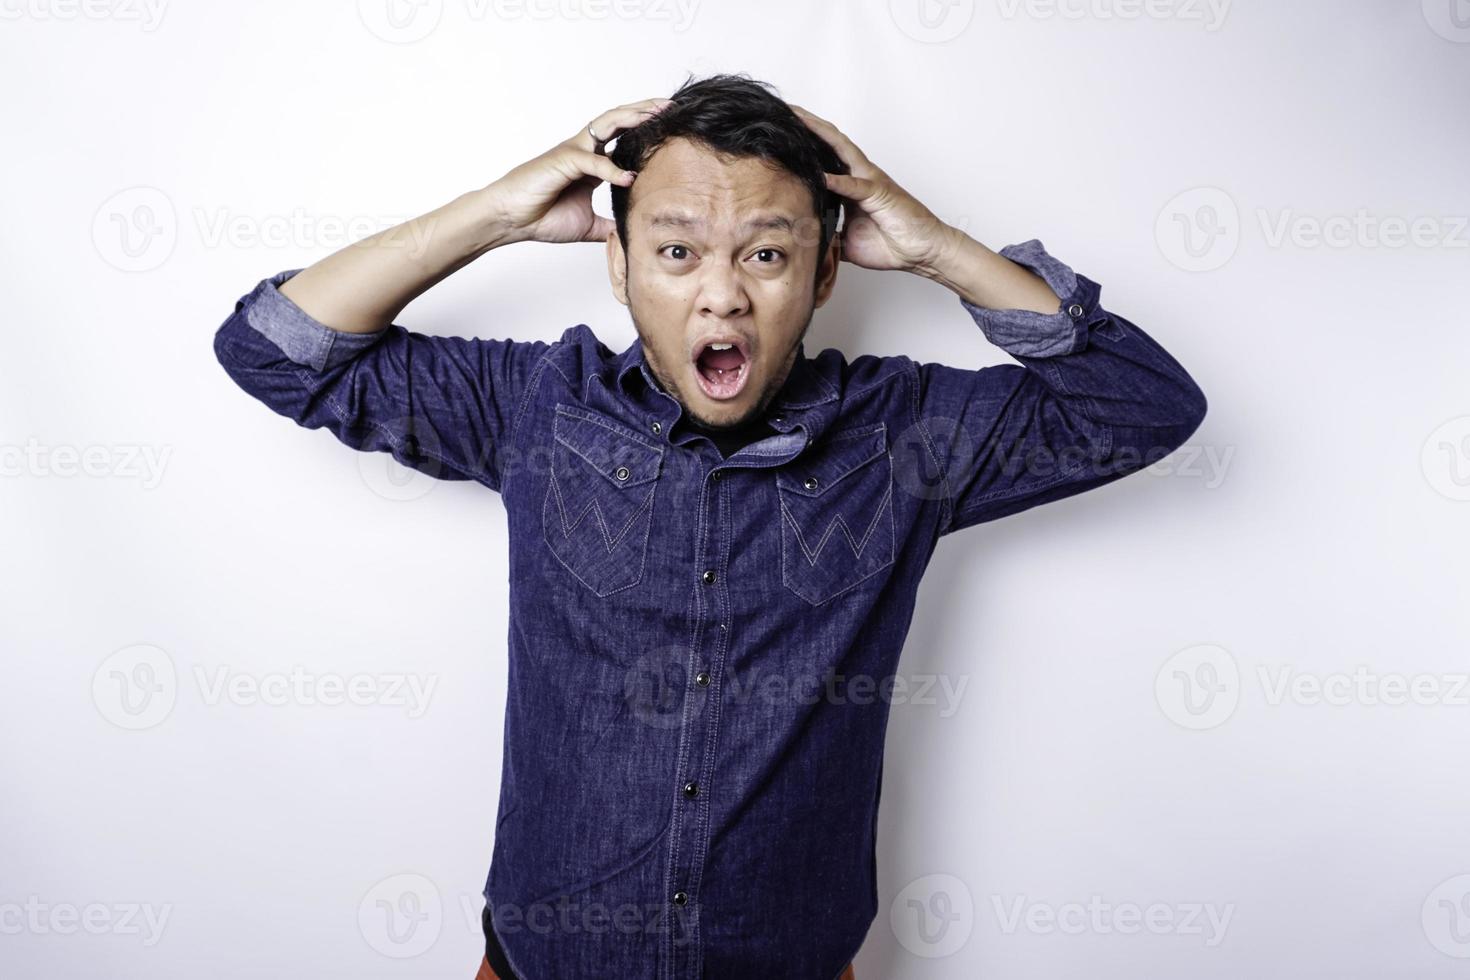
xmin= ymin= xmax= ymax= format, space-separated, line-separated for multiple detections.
xmin=803 ymin=476 xmax=819 ymax=491
xmin=614 ymin=465 xmax=630 ymax=482
xmin=682 ymin=781 xmax=699 ymax=798
xmin=712 ymin=470 xmax=724 ymax=481
xmin=651 ymin=420 xmax=663 ymax=435
xmin=701 ymin=569 xmax=716 ymax=585
xmin=770 ymin=414 xmax=784 ymax=424
xmin=672 ymin=891 xmax=689 ymax=907
xmin=1067 ymin=302 xmax=1085 ymax=319
xmin=695 ymin=671 xmax=711 ymax=686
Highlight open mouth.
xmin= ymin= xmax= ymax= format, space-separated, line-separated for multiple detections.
xmin=692 ymin=339 xmax=751 ymax=401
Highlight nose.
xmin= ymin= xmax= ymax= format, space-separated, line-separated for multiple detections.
xmin=696 ymin=259 xmax=750 ymax=320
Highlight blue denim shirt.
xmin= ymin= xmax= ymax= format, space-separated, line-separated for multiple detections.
xmin=212 ymin=241 xmax=1205 ymax=980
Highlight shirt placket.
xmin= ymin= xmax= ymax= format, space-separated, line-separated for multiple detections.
xmin=638 ymin=377 xmax=808 ymax=980
xmin=661 ymin=445 xmax=729 ymax=980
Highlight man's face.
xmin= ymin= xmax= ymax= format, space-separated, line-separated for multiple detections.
xmin=607 ymin=136 xmax=839 ymax=432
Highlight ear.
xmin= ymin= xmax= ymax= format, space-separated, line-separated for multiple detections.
xmin=812 ymin=233 xmax=840 ymax=309
xmin=607 ymin=230 xmax=629 ymax=306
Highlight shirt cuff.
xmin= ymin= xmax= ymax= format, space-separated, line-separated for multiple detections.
xmin=957 ymin=239 xmax=1094 ymax=359
xmin=241 ymin=269 xmax=390 ymax=372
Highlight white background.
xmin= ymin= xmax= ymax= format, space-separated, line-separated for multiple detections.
xmin=4 ymin=1 xmax=1469 ymax=977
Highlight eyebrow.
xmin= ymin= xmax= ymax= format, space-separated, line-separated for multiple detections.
xmin=645 ymin=211 xmax=797 ymax=235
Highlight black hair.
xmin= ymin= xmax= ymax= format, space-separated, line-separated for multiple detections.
xmin=608 ymin=72 xmax=849 ymax=283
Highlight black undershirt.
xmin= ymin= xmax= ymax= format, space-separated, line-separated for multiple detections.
xmin=482 ymin=906 xmax=519 ymax=979
xmin=691 ymin=415 xmax=775 ymax=458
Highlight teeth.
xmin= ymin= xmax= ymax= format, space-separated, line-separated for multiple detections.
xmin=709 ymin=342 xmax=734 ymax=351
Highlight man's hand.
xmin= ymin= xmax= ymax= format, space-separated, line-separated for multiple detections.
xmin=788 ymin=103 xmax=956 ymax=276
xmin=273 ymin=98 xmax=677 ymax=333
xmin=485 ymin=98 xmax=676 ymax=246
xmin=790 ymin=104 xmax=1060 ymax=315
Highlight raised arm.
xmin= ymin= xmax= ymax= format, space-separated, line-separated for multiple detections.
xmin=787 ymin=104 xmax=1206 ymax=535
xmin=914 ymin=237 xmax=1206 ymax=535
xmin=212 ymin=97 xmax=674 ymax=491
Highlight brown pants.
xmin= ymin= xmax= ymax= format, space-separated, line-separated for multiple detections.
xmin=475 ymin=954 xmax=856 ymax=979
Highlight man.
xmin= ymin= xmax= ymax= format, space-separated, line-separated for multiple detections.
xmin=213 ymin=74 xmax=1206 ymax=980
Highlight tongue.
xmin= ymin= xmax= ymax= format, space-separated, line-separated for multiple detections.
xmin=701 ymin=346 xmax=744 ymax=370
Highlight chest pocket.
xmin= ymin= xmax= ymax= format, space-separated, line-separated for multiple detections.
xmin=775 ymin=422 xmax=896 ymax=605
xmin=542 ymin=404 xmax=665 ymax=597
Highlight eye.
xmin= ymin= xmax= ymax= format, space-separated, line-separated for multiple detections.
xmin=659 ymin=244 xmax=692 ymax=261
xmin=751 ymin=248 xmax=785 ymax=264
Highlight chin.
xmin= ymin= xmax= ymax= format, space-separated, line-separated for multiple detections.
xmin=686 ymin=399 xmax=759 ymax=431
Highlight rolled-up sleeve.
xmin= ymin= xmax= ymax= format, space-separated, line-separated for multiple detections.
xmin=213 ymin=269 xmax=552 ymax=492
xmin=239 ymin=269 xmax=390 ymax=372
xmin=915 ymin=240 xmax=1208 ymax=536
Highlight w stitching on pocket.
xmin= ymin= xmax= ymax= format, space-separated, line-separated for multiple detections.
xmin=776 ymin=423 xmax=896 ymax=605
xmin=542 ymin=405 xmax=665 ymax=597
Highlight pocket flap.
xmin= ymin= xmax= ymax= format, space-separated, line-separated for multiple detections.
xmin=553 ymin=405 xmax=665 ymax=488
xmin=775 ymin=423 xmax=887 ymax=498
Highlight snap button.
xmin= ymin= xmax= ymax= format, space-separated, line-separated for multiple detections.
xmin=1067 ymin=303 xmax=1085 ymax=319
xmin=770 ymin=414 xmax=783 ymax=424
xmin=695 ymin=671 xmax=711 ymax=686
xmin=712 ymin=470 xmax=724 ymax=481
xmin=701 ymin=569 xmax=716 ymax=585
xmin=672 ymin=891 xmax=688 ymax=907
xmin=651 ymin=420 xmax=662 ymax=435
xmin=614 ymin=465 xmax=630 ymax=482
xmin=682 ymin=781 xmax=698 ymax=799
xmin=803 ymin=476 xmax=819 ymax=491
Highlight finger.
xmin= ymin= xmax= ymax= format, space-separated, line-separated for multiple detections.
xmin=577 ymin=98 xmax=677 ymax=153
xmin=563 ymin=147 xmax=638 ymax=188
xmin=582 ymin=213 xmax=617 ymax=243
xmin=789 ymin=104 xmax=879 ymax=179
xmin=823 ymin=171 xmax=880 ymax=204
